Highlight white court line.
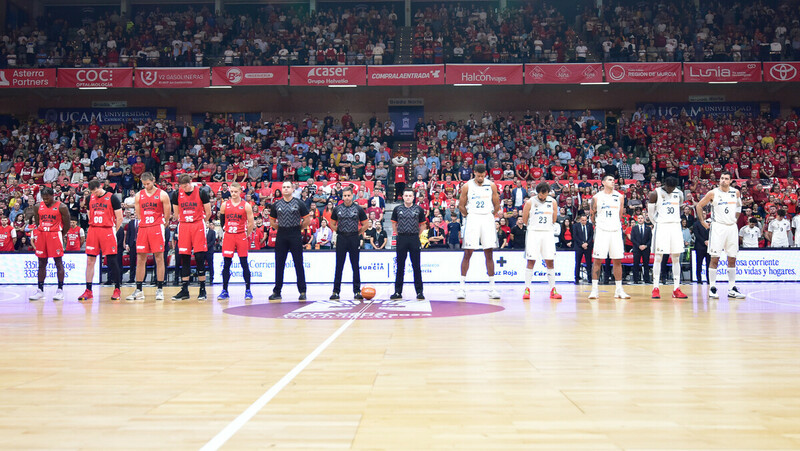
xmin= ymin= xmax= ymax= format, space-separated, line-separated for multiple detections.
xmin=200 ymin=298 xmax=376 ymax=451
xmin=742 ymin=289 xmax=800 ymax=308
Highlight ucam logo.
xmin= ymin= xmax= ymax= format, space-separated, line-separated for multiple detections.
xmin=607 ymin=65 xmax=626 ymax=81
xmin=769 ymin=63 xmax=797 ymax=81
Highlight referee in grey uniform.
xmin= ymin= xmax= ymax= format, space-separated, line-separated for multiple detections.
xmin=330 ymin=186 xmax=370 ymax=300
xmin=390 ymin=189 xmax=426 ymax=300
xmin=269 ymin=181 xmax=311 ymax=301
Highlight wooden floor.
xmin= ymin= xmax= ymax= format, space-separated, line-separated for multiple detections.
xmin=1 ymin=282 xmax=800 ymax=450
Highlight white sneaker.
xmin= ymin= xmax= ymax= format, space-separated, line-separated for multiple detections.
xmin=52 ymin=289 xmax=64 ymax=301
xmin=588 ymin=289 xmax=599 ymax=300
xmin=728 ymin=286 xmax=746 ymax=299
xmin=615 ymin=289 xmax=631 ymax=299
xmin=155 ymin=289 xmax=164 ymax=301
xmin=29 ymin=289 xmax=44 ymax=301
xmin=709 ymin=286 xmax=719 ymax=299
xmin=125 ymin=289 xmax=145 ymax=301
xmin=488 ymin=289 xmax=501 ymax=299
xmin=456 ymin=289 xmax=466 ymax=299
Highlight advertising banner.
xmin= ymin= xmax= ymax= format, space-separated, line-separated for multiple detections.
xmin=289 ymin=66 xmax=367 ymax=86
xmin=604 ymin=62 xmax=681 ymax=83
xmin=525 ymin=63 xmax=603 ymax=84
xmin=0 ymin=68 xmax=57 ymax=88
xmin=636 ymin=102 xmax=780 ymax=119
xmin=763 ymin=62 xmax=800 ymax=82
xmin=0 ymin=253 xmax=99 ymax=284
xmin=445 ymin=64 xmax=523 ymax=85
xmin=39 ymin=107 xmax=177 ymax=125
xmin=57 ymin=68 xmax=133 ymax=88
xmin=134 ymin=67 xmax=210 ymax=88
xmin=368 ymin=64 xmax=445 ymax=86
xmin=684 ymin=62 xmax=761 ymax=83
xmin=211 ymin=66 xmax=288 ymax=86
xmin=692 ymin=250 xmax=800 ymax=282
xmin=389 ymin=104 xmax=424 ymax=139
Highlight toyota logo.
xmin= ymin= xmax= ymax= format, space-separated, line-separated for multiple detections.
xmin=769 ymin=63 xmax=797 ymax=81
xmin=607 ymin=65 xmax=626 ymax=81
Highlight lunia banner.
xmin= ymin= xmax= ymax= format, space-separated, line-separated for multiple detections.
xmin=684 ymin=62 xmax=762 ymax=83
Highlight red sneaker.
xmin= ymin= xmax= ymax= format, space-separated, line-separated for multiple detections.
xmin=672 ymin=288 xmax=688 ymax=299
xmin=550 ymin=288 xmax=562 ymax=300
xmin=78 ymin=289 xmax=93 ymax=301
xmin=522 ymin=287 xmax=530 ymax=300
xmin=652 ymin=287 xmax=661 ymax=299
xmin=111 ymin=288 xmax=121 ymax=301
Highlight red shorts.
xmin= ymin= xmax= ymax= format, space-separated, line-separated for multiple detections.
xmin=177 ymin=221 xmax=207 ymax=255
xmin=136 ymin=225 xmax=165 ymax=254
xmin=221 ymin=232 xmax=248 ymax=258
xmin=34 ymin=230 xmax=64 ymax=259
xmin=86 ymin=227 xmax=118 ymax=256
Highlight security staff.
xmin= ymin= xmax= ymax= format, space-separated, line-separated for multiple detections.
xmin=269 ymin=181 xmax=311 ymax=301
xmin=330 ymin=186 xmax=370 ymax=300
xmin=390 ymin=189 xmax=426 ymax=300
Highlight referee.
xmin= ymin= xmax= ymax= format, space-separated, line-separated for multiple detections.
xmin=269 ymin=181 xmax=311 ymax=301
xmin=330 ymin=186 xmax=370 ymax=300
xmin=391 ymin=189 xmax=426 ymax=300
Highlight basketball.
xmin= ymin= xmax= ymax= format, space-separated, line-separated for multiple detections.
xmin=361 ymin=287 xmax=376 ymax=300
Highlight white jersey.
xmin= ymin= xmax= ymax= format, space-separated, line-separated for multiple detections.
xmin=653 ymin=187 xmax=683 ymax=224
xmin=768 ymin=218 xmax=791 ymax=247
xmin=466 ymin=179 xmax=494 ymax=215
xmin=710 ymin=187 xmax=741 ymax=225
xmin=739 ymin=225 xmax=761 ymax=248
xmin=527 ymin=196 xmax=556 ymax=231
xmin=793 ymin=215 xmax=800 ymax=246
xmin=593 ymin=190 xmax=623 ymax=232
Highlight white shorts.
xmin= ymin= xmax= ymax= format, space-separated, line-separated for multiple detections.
xmin=709 ymin=223 xmax=739 ymax=258
xmin=592 ymin=229 xmax=624 ymax=260
xmin=525 ymin=230 xmax=556 ymax=261
xmin=462 ymin=214 xmax=497 ymax=250
xmin=651 ymin=222 xmax=685 ymax=255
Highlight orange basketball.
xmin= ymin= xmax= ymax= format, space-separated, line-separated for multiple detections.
xmin=361 ymin=287 xmax=376 ymax=300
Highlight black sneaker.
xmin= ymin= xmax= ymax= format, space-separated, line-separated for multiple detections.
xmin=329 ymin=292 xmax=340 ymax=301
xmin=416 ymin=292 xmax=425 ymax=300
xmin=353 ymin=292 xmax=364 ymax=301
xmin=171 ymin=288 xmax=190 ymax=301
xmin=389 ymin=292 xmax=403 ymax=300
xmin=268 ymin=292 xmax=282 ymax=301
xmin=197 ymin=288 xmax=207 ymax=301
xmin=298 ymin=292 xmax=307 ymax=301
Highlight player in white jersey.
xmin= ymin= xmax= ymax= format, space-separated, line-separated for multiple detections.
xmin=767 ymin=209 xmax=791 ymax=247
xmin=521 ymin=182 xmax=561 ymax=300
xmin=588 ymin=174 xmax=630 ymax=300
xmin=739 ymin=217 xmax=762 ymax=248
xmin=457 ymin=164 xmax=501 ymax=299
xmin=793 ymin=213 xmax=800 ymax=247
xmin=647 ymin=177 xmax=688 ymax=299
xmin=695 ymin=171 xmax=745 ymax=299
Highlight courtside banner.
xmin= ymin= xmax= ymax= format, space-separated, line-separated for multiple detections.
xmin=0 ymin=68 xmax=57 ymax=88
xmin=525 ymin=63 xmax=603 ymax=84
xmin=0 ymin=253 xmax=98 ymax=284
xmin=604 ymin=62 xmax=681 ymax=83
xmin=211 ymin=66 xmax=288 ymax=86
xmin=445 ymin=64 xmax=523 ymax=85
xmin=692 ymin=249 xmax=800 ymax=282
xmin=763 ymin=62 xmax=800 ymax=82
xmin=684 ymin=62 xmax=761 ymax=83
xmin=57 ymin=68 xmax=133 ymax=88
xmin=134 ymin=67 xmax=210 ymax=88
xmin=290 ymin=66 xmax=367 ymax=86
xmin=368 ymin=64 xmax=444 ymax=86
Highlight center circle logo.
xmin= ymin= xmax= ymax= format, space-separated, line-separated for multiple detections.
xmin=769 ymin=64 xmax=796 ymax=81
xmin=607 ymin=65 xmax=626 ymax=81
xmin=224 ymin=299 xmax=505 ymax=320
xmin=226 ymin=67 xmax=243 ymax=84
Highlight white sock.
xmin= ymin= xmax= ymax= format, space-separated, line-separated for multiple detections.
xmin=672 ymin=254 xmax=681 ymax=289
xmin=652 ymin=255 xmax=662 ymax=288
xmin=709 ymin=269 xmax=717 ymax=288
xmin=524 ymin=268 xmax=533 ymax=288
xmin=547 ymin=268 xmax=555 ymax=290
xmin=488 ymin=277 xmax=495 ymax=288
xmin=615 ymin=280 xmax=623 ymax=290
xmin=591 ymin=280 xmax=598 ymax=290
xmin=728 ymin=267 xmax=736 ymax=285
xmin=460 ymin=276 xmax=466 ymax=289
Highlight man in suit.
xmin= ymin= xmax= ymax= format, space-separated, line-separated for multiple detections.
xmin=693 ymin=217 xmax=711 ymax=283
xmin=572 ymin=213 xmax=593 ymax=284
xmin=205 ymin=226 xmax=217 ymax=284
xmin=123 ymin=213 xmax=139 ymax=283
xmin=629 ymin=213 xmax=652 ymax=284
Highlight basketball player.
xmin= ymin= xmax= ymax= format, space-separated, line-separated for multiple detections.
xmin=330 ymin=186 xmax=369 ymax=300
xmin=696 ymin=171 xmax=745 ymax=299
xmin=29 ymin=187 xmax=71 ymax=301
xmin=588 ymin=175 xmax=630 ymax=300
xmin=457 ymin=164 xmax=501 ymax=300
xmin=80 ymin=180 xmax=123 ymax=302
xmin=64 ymin=219 xmax=84 ymax=252
xmin=0 ymin=216 xmax=17 ymax=251
xmin=269 ymin=181 xmax=311 ymax=301
xmin=171 ymin=174 xmax=212 ymax=301
xmin=126 ymin=172 xmax=171 ymax=302
xmin=217 ymin=182 xmax=255 ymax=302
xmin=648 ymin=176 xmax=688 ymax=299
xmin=521 ymin=182 xmax=562 ymax=300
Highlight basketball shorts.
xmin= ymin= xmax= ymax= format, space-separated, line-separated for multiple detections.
xmin=221 ymin=232 xmax=249 ymax=258
xmin=86 ymin=227 xmax=118 ymax=256
xmin=34 ymin=230 xmax=64 ymax=259
xmin=592 ymin=229 xmax=624 ymax=260
xmin=462 ymin=214 xmax=497 ymax=250
xmin=136 ymin=225 xmax=165 ymax=254
xmin=525 ymin=230 xmax=556 ymax=261
xmin=651 ymin=222 xmax=685 ymax=255
xmin=177 ymin=221 xmax=208 ymax=255
xmin=709 ymin=223 xmax=739 ymax=258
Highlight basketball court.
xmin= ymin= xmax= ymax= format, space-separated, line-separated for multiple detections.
xmin=2 ymin=282 xmax=799 ymax=449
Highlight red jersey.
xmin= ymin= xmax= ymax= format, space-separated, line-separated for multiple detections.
xmin=138 ymin=188 xmax=164 ymax=228
xmin=249 ymin=227 xmax=265 ymax=249
xmin=65 ymin=227 xmax=82 ymax=251
xmin=224 ymin=200 xmax=248 ymax=234
xmin=38 ymin=201 xmax=64 ymax=232
xmin=177 ymin=188 xmax=205 ymax=223
xmin=0 ymin=225 xmax=14 ymax=251
xmin=89 ymin=193 xmax=116 ymax=228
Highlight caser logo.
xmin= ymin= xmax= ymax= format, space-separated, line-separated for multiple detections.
xmin=308 ymin=67 xmax=349 ymax=77
xmin=607 ymin=65 xmax=626 ymax=81
xmin=769 ymin=63 xmax=797 ymax=81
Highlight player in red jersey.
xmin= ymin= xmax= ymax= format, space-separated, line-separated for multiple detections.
xmin=79 ymin=180 xmax=123 ymax=301
xmin=64 ymin=219 xmax=84 ymax=252
xmin=126 ymin=172 xmax=172 ymax=302
xmin=217 ymin=182 xmax=255 ymax=302
xmin=30 ymin=187 xmax=71 ymax=301
xmin=170 ymin=174 xmax=212 ymax=301
xmin=0 ymin=216 xmax=17 ymax=252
